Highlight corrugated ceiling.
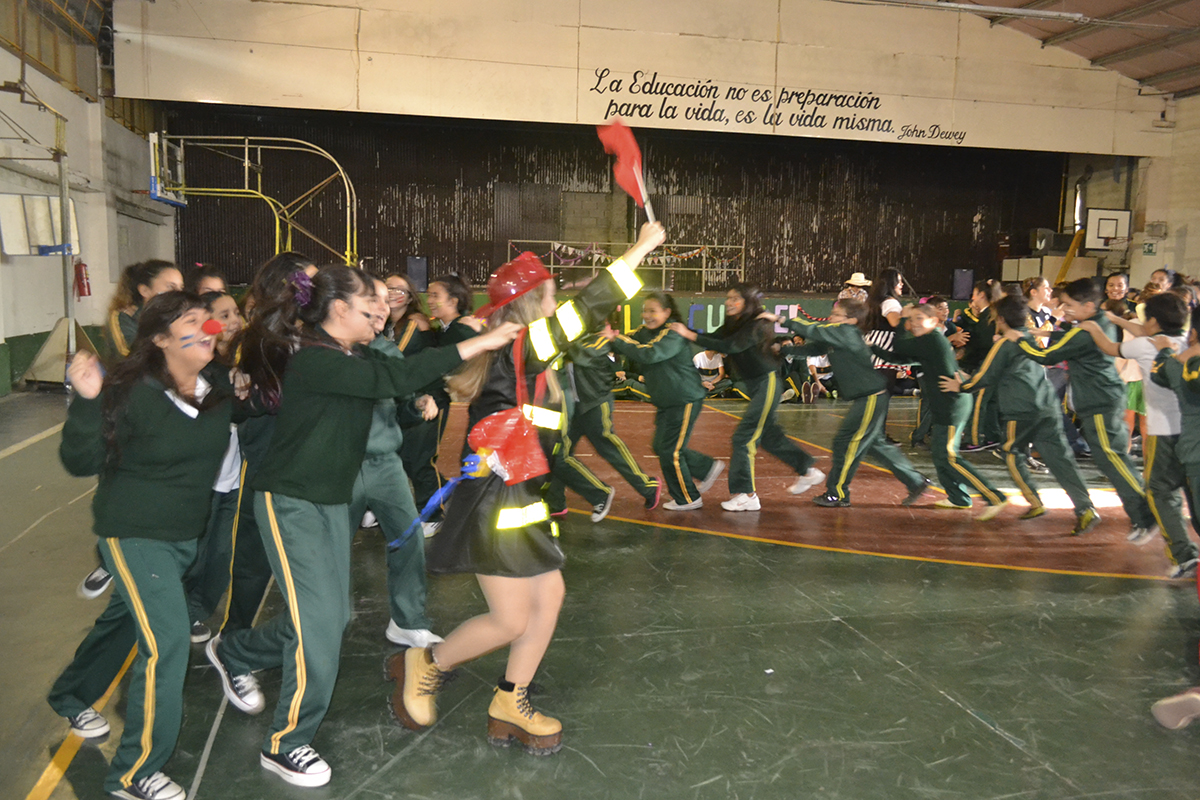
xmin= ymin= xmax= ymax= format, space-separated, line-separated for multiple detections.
xmin=960 ymin=0 xmax=1200 ymax=98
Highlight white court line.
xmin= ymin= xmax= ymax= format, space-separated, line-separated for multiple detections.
xmin=0 ymin=424 xmax=63 ymax=461
xmin=0 ymin=484 xmax=95 ymax=556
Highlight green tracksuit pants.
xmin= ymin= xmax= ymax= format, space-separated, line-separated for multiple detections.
xmin=1143 ymin=435 xmax=1200 ymax=567
xmin=911 ymin=395 xmax=933 ymax=446
xmin=547 ymin=397 xmax=659 ymax=510
xmin=826 ymin=392 xmax=925 ymax=501
xmin=184 ymin=488 xmax=238 ymax=624
xmin=218 ymin=464 xmax=272 ymax=633
xmin=1000 ymin=416 xmax=1094 ymax=515
xmin=50 ymin=537 xmax=196 ymax=793
xmin=968 ymin=387 xmax=1002 ymax=447
xmin=653 ymin=400 xmax=715 ymax=505
xmin=1078 ymin=408 xmax=1155 ymax=528
xmin=399 ymin=402 xmax=450 ymax=515
xmin=347 ymin=452 xmax=432 ymax=629
xmin=219 ymin=491 xmax=353 ymax=755
xmin=728 ymin=372 xmax=814 ymax=494
xmin=933 ymin=407 xmax=1005 ymax=507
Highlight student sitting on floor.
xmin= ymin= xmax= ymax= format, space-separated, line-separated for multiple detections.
xmin=693 ymin=348 xmax=732 ymax=398
xmin=768 ymin=298 xmax=931 ymax=508
xmin=940 ymin=294 xmax=1099 ymax=536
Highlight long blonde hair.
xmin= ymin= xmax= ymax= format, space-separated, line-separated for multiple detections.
xmin=448 ymin=283 xmax=562 ymax=406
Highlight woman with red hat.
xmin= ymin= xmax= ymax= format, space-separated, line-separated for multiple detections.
xmin=388 ymin=221 xmax=666 ymax=756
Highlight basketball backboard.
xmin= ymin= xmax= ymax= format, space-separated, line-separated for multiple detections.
xmin=1084 ymin=208 xmax=1130 ymax=250
xmin=149 ymin=132 xmax=186 ymax=207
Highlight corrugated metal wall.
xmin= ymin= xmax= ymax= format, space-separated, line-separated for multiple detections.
xmin=169 ymin=104 xmax=1063 ymax=294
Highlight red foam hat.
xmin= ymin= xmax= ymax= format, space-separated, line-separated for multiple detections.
xmin=476 ymin=252 xmax=551 ymax=318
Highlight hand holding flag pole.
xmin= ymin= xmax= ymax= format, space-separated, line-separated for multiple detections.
xmin=597 ymin=119 xmax=656 ymax=224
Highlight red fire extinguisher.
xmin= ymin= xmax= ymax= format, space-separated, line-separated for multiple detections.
xmin=73 ymin=258 xmax=91 ymax=299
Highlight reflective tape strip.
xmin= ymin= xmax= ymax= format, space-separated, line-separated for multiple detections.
xmin=522 ymin=404 xmax=562 ymax=429
xmin=529 ymin=317 xmax=556 ymax=361
xmin=556 ymin=300 xmax=584 ymax=342
xmin=550 ymin=520 xmax=560 ymax=538
xmin=607 ymin=257 xmax=642 ymax=299
xmin=496 ymin=501 xmax=550 ymax=529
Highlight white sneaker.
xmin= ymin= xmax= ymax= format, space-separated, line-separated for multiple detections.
xmin=1128 ymin=525 xmax=1160 ymax=546
xmin=67 ymin=707 xmax=110 ymax=739
xmin=361 ymin=510 xmax=379 ymax=528
xmin=697 ymin=461 xmax=725 ymax=494
xmin=976 ymin=498 xmax=1010 ymax=522
xmin=788 ymin=468 xmax=825 ymax=495
xmin=590 ymin=488 xmax=616 ymax=522
xmin=780 ymin=388 xmax=796 ymax=402
xmin=77 ymin=566 xmax=112 ymax=600
xmin=385 ymin=621 xmax=444 ymax=649
xmin=205 ymin=636 xmax=265 ymax=714
xmin=422 ymin=522 xmax=441 ymax=538
xmin=260 ymin=745 xmax=331 ymax=788
xmin=721 ymin=493 xmax=761 ymax=512
xmin=662 ymin=498 xmax=703 ymax=511
xmin=109 ymin=771 xmax=185 ymax=800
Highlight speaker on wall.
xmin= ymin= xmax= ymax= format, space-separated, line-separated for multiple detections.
xmin=951 ymin=269 xmax=974 ymax=301
xmin=407 ymin=256 xmax=428 ymax=291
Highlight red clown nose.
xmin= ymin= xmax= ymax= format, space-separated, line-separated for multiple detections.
xmin=201 ymin=319 xmax=224 ymax=335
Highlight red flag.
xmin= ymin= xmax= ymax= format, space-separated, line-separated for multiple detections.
xmin=597 ymin=119 xmax=645 ymax=208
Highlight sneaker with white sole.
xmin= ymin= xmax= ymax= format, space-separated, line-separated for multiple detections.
xmin=1169 ymin=558 xmax=1199 ymax=580
xmin=189 ymin=621 xmax=211 ymax=644
xmin=780 ymin=388 xmax=796 ymax=402
xmin=361 ymin=510 xmax=379 ymax=528
xmin=78 ymin=566 xmax=112 ymax=600
xmin=260 ymin=745 xmax=331 ymax=787
xmin=1128 ymin=525 xmax=1160 ymax=546
xmin=205 ymin=636 xmax=265 ymax=714
xmin=68 ymin=707 xmax=110 ymax=739
xmin=662 ymin=498 xmax=703 ymax=511
xmin=590 ymin=488 xmax=616 ymax=522
xmin=933 ymin=499 xmax=972 ymax=510
xmin=385 ymin=621 xmax=444 ymax=649
xmin=422 ymin=521 xmax=441 ymax=538
xmin=696 ymin=461 xmax=725 ymax=494
xmin=976 ymin=498 xmax=1010 ymax=522
xmin=788 ymin=468 xmax=825 ymax=495
xmin=720 ymin=493 xmax=761 ymax=512
xmin=109 ymin=772 xmax=185 ymax=800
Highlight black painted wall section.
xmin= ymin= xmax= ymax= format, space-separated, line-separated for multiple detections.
xmin=167 ymin=104 xmax=1063 ymax=294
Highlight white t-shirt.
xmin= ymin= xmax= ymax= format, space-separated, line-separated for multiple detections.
xmin=693 ymin=351 xmax=723 ymax=373
xmin=1119 ymin=334 xmax=1188 ymax=435
xmin=880 ymin=297 xmax=902 ymax=319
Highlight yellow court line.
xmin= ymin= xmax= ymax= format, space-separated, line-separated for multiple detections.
xmin=581 ymin=510 xmax=1170 ymax=582
xmin=25 ymin=645 xmax=138 ymax=800
xmin=0 ymin=424 xmax=64 ymax=461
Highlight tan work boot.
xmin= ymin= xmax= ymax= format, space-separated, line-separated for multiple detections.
xmin=385 ymin=647 xmax=448 ymax=730
xmin=486 ymin=681 xmax=563 ymax=755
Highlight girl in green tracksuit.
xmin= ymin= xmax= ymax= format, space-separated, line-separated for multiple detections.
xmin=607 ymin=292 xmax=722 ymax=510
xmin=773 ymin=298 xmax=929 ymax=507
xmin=671 ymin=283 xmax=823 ymax=511
xmin=51 ymin=292 xmax=233 ymax=800
xmin=206 ymin=265 xmax=516 ymax=789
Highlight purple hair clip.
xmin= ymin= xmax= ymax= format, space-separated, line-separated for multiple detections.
xmin=287 ymin=269 xmax=313 ymax=307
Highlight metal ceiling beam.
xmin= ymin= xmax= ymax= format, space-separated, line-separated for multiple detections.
xmin=986 ymin=0 xmax=1062 ymax=27
xmin=1173 ymin=84 xmax=1200 ymax=98
xmin=1141 ymin=62 xmax=1200 ymax=87
xmin=1093 ymin=28 xmax=1200 ymax=67
xmin=1041 ymin=0 xmax=1192 ymax=47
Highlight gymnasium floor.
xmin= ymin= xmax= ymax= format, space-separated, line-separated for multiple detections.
xmin=3 ymin=389 xmax=1199 ymax=799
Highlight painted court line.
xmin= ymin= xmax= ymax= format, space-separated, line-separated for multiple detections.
xmin=0 ymin=424 xmax=64 ymax=462
xmin=0 ymin=484 xmax=96 ymax=556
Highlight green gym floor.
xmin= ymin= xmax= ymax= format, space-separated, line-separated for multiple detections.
xmin=3 ymin=389 xmax=1199 ymax=799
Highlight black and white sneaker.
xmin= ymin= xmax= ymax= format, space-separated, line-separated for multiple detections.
xmin=1169 ymin=559 xmax=1199 ymax=580
xmin=590 ymin=489 xmax=616 ymax=522
xmin=261 ymin=745 xmax=331 ymax=787
xmin=109 ymin=771 xmax=185 ymax=800
xmin=68 ymin=707 xmax=110 ymax=739
xmin=205 ymin=636 xmax=265 ymax=714
xmin=190 ymin=621 xmax=211 ymax=644
xmin=78 ymin=566 xmax=112 ymax=600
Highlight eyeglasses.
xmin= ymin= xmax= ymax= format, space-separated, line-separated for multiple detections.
xmin=387 ymin=288 xmax=409 ymax=296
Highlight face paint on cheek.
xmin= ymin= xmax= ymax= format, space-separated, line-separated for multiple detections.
xmin=178 ymin=333 xmax=198 ymax=349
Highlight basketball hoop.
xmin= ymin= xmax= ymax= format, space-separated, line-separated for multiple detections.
xmin=1101 ymin=236 xmax=1131 ymax=250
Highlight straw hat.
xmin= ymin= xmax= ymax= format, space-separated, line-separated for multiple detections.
xmin=844 ymin=272 xmax=872 ymax=287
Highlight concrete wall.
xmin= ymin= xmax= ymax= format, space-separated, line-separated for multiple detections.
xmin=0 ymin=49 xmax=174 ymax=392
xmin=113 ymin=0 xmax=1167 ymax=157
